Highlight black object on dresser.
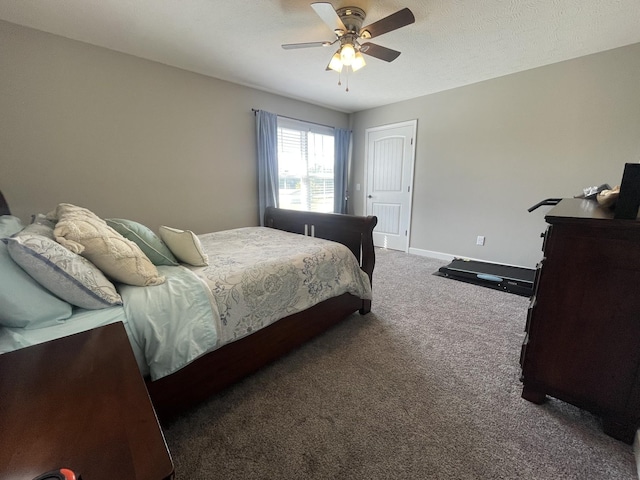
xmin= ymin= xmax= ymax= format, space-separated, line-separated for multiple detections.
xmin=520 ymin=198 xmax=640 ymax=444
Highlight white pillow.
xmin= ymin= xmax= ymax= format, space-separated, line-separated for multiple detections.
xmin=51 ymin=203 xmax=165 ymax=286
xmin=159 ymin=226 xmax=209 ymax=266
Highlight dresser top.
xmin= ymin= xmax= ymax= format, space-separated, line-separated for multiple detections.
xmin=546 ymin=198 xmax=614 ymax=221
xmin=544 ymin=197 xmax=640 ymax=228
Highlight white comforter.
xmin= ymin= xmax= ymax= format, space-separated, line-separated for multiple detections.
xmin=189 ymin=227 xmax=372 ymax=346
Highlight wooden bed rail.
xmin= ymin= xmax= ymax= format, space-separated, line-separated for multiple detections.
xmin=150 ymin=209 xmax=379 ymax=419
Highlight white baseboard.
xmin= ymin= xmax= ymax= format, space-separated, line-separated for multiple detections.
xmin=408 ymin=248 xmax=455 ymax=262
xmin=407 ymin=247 xmax=531 ymax=270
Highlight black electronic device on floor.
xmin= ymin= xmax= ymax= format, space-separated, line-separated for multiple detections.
xmin=436 ymin=258 xmax=535 ymax=297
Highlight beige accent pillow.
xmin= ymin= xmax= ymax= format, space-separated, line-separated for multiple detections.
xmin=52 ymin=203 xmax=165 ymax=286
xmin=596 ymin=185 xmax=620 ymax=209
xmin=159 ymin=226 xmax=209 ymax=266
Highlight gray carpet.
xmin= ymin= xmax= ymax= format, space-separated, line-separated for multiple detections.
xmin=163 ymin=248 xmax=637 ymax=479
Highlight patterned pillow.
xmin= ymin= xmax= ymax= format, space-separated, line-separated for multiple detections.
xmin=51 ymin=203 xmax=165 ymax=286
xmin=159 ymin=226 xmax=209 ymax=267
xmin=6 ymin=233 xmax=123 ymax=309
xmin=19 ymin=217 xmax=56 ymax=239
xmin=106 ymin=218 xmax=178 ymax=266
xmin=31 ymin=212 xmax=57 ymax=229
xmin=0 ymin=236 xmax=73 ymax=329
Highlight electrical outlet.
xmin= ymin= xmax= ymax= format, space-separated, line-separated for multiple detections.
xmin=476 ymin=235 xmax=485 ymax=246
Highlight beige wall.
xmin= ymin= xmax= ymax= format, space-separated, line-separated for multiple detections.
xmin=0 ymin=20 xmax=348 ymax=233
xmin=351 ymin=43 xmax=640 ymax=267
xmin=3 ymin=20 xmax=639 ymax=269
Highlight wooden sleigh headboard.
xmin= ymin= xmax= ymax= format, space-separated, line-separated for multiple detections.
xmin=0 ymin=191 xmax=10 ymax=216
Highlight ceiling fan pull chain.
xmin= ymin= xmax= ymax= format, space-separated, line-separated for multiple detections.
xmin=345 ymin=66 xmax=350 ymax=92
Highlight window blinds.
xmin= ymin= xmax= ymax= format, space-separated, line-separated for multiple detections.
xmin=277 ymin=117 xmax=335 ymax=213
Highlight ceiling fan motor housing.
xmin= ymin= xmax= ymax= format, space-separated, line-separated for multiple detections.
xmin=335 ymin=6 xmax=366 ymax=35
xmin=281 ymin=3 xmax=414 ymax=67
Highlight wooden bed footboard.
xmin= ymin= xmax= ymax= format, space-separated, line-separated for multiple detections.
xmin=264 ymin=207 xmax=377 ymax=313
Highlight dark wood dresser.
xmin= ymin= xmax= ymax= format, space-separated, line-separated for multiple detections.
xmin=0 ymin=322 xmax=174 ymax=479
xmin=520 ymin=198 xmax=640 ymax=444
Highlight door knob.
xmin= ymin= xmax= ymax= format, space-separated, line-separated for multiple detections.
xmin=368 ymin=195 xmax=373 ymax=198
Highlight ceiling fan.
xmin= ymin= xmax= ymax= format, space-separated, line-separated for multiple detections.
xmin=282 ymin=2 xmax=415 ymax=76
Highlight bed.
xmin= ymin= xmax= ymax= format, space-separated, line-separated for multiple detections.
xmin=0 ymin=190 xmax=377 ymax=419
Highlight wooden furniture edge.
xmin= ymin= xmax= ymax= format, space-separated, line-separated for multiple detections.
xmin=0 ymin=323 xmax=174 ymax=479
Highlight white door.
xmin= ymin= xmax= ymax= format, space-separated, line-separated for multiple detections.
xmin=365 ymin=120 xmax=416 ymax=252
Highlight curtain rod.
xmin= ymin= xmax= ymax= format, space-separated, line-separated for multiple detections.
xmin=251 ymin=108 xmax=337 ymax=130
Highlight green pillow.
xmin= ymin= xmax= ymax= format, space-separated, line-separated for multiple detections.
xmin=0 ymin=215 xmax=24 ymax=238
xmin=106 ymin=218 xmax=178 ymax=266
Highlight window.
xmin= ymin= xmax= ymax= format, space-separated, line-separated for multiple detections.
xmin=277 ymin=117 xmax=334 ymax=213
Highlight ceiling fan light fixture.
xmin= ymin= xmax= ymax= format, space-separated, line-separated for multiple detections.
xmin=351 ymin=51 xmax=366 ymax=71
xmin=283 ymin=2 xmax=416 ymax=85
xmin=340 ymin=43 xmax=356 ymax=66
xmin=328 ymin=51 xmax=343 ymax=72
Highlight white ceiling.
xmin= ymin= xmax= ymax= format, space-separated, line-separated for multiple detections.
xmin=1 ymin=0 xmax=639 ymax=113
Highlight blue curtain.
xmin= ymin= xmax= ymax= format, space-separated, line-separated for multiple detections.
xmin=334 ymin=128 xmax=351 ymax=214
xmin=256 ymin=110 xmax=279 ymax=225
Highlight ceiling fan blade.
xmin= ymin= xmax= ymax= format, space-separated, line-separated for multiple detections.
xmin=311 ymin=2 xmax=347 ymax=33
xmin=282 ymin=41 xmax=332 ymax=50
xmin=360 ymin=8 xmax=415 ymax=39
xmin=360 ymin=42 xmax=401 ymax=62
